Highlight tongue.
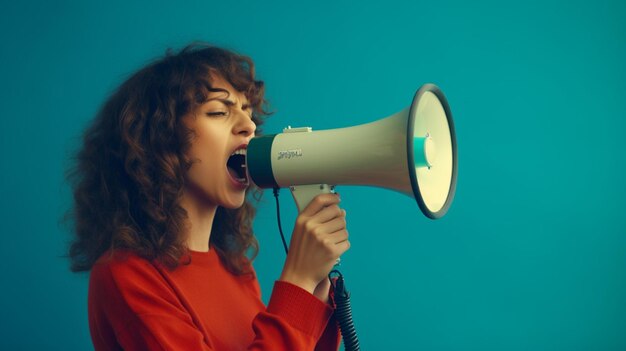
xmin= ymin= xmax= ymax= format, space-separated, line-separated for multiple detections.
xmin=227 ymin=166 xmax=241 ymax=182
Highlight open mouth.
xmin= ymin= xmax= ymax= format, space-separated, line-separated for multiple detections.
xmin=227 ymin=148 xmax=248 ymax=185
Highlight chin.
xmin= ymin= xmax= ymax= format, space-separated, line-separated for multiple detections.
xmin=221 ymin=203 xmax=243 ymax=210
xmin=221 ymin=197 xmax=247 ymax=210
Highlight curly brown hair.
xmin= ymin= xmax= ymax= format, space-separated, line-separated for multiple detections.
xmin=67 ymin=43 xmax=269 ymax=275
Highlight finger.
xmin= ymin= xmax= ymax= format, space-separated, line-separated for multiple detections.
xmin=312 ymin=205 xmax=344 ymax=224
xmin=329 ymin=229 xmax=349 ymax=244
xmin=300 ymin=193 xmax=340 ymax=217
xmin=332 ymin=239 xmax=351 ymax=256
xmin=317 ymin=217 xmax=347 ymax=236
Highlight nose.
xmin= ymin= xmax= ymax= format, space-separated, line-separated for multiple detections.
xmin=233 ymin=111 xmax=256 ymax=138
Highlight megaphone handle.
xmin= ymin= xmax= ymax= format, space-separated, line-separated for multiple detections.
xmin=289 ymin=184 xmax=335 ymax=212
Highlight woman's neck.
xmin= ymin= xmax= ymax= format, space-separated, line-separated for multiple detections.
xmin=179 ymin=190 xmax=217 ymax=252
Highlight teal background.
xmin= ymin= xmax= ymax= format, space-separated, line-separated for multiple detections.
xmin=1 ymin=0 xmax=625 ymax=349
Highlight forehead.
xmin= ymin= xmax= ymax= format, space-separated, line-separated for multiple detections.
xmin=207 ymin=72 xmax=248 ymax=102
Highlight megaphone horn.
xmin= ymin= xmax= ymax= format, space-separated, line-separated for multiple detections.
xmin=247 ymin=83 xmax=457 ymax=219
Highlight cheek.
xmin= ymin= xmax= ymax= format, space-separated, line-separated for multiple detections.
xmin=188 ymin=127 xmax=220 ymax=160
xmin=186 ymin=133 xmax=225 ymax=177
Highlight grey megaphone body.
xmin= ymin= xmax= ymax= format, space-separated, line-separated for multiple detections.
xmin=246 ymin=84 xmax=457 ymax=219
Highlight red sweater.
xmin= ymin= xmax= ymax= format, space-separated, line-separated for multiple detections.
xmin=88 ymin=249 xmax=340 ymax=350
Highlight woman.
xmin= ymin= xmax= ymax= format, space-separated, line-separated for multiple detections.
xmin=68 ymin=43 xmax=350 ymax=350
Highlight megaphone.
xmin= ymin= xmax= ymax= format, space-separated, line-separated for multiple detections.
xmin=247 ymin=83 xmax=457 ymax=219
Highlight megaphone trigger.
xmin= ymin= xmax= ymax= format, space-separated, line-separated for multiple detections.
xmin=289 ymin=183 xmax=335 ymax=213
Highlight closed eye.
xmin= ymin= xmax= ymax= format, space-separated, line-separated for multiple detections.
xmin=206 ymin=111 xmax=228 ymax=117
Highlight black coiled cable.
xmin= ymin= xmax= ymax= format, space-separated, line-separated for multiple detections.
xmin=330 ymin=270 xmax=360 ymax=351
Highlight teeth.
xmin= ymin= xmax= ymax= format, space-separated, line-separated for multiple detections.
xmin=230 ymin=148 xmax=247 ymax=157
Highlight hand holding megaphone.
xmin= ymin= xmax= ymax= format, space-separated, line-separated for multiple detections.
xmin=278 ymin=193 xmax=349 ymax=298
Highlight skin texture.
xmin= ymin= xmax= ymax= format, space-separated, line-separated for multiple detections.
xmin=181 ymin=73 xmax=350 ymax=302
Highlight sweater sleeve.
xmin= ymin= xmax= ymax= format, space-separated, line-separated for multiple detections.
xmin=315 ymin=313 xmax=341 ymax=351
xmin=249 ymin=281 xmax=340 ymax=350
xmin=89 ymin=255 xmax=340 ymax=351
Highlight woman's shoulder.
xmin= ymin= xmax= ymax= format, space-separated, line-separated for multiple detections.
xmin=88 ymin=249 xmax=184 ymax=321
xmin=90 ymin=249 xmax=166 ymax=291
xmin=92 ymin=249 xmax=152 ymax=272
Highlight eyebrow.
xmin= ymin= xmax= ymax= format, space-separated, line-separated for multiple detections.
xmin=206 ymin=98 xmax=251 ymax=109
xmin=206 ymin=98 xmax=234 ymax=105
